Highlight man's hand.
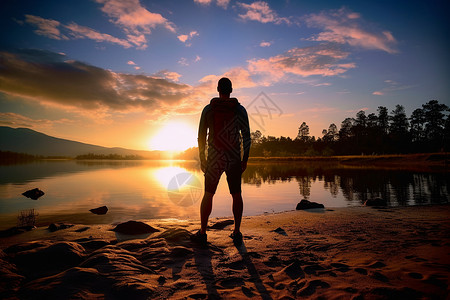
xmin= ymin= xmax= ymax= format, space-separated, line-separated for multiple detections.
xmin=241 ymin=161 xmax=247 ymax=173
xmin=200 ymin=158 xmax=207 ymax=173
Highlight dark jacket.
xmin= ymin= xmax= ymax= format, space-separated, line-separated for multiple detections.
xmin=198 ymin=97 xmax=251 ymax=163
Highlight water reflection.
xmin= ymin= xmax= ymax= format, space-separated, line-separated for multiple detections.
xmin=0 ymin=160 xmax=448 ymax=230
xmin=244 ymin=162 xmax=449 ymax=206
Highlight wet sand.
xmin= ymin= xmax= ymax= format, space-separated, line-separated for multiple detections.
xmin=1 ymin=204 xmax=449 ymax=299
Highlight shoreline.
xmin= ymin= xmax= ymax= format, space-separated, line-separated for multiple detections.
xmin=1 ymin=204 xmax=449 ymax=299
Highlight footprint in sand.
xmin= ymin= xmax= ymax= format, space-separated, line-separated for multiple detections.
xmin=371 ymin=271 xmax=389 ymax=282
xmin=368 ymin=261 xmax=386 ymax=268
xmin=297 ymin=280 xmax=330 ymax=297
xmin=408 ymin=272 xmax=423 ymax=279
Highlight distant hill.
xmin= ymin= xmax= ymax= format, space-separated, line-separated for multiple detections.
xmin=0 ymin=126 xmax=163 ymax=158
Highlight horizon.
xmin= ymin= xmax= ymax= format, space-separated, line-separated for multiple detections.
xmin=1 ymin=0 xmax=449 ymax=151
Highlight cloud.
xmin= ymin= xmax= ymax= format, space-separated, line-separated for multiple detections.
xmin=194 ymin=0 xmax=230 ymax=9
xmin=197 ymin=44 xmax=355 ymax=91
xmin=0 ymin=112 xmax=54 ymax=128
xmin=260 ymin=41 xmax=272 ymax=47
xmin=0 ymin=49 xmax=198 ymax=114
xmin=64 ymin=22 xmax=132 ymax=48
xmin=248 ymin=44 xmax=356 ymax=84
xmin=177 ymin=31 xmax=199 ymax=44
xmin=95 ymin=0 xmax=176 ymax=49
xmin=25 ymin=14 xmax=67 ymax=40
xmin=178 ymin=57 xmax=189 ymax=66
xmin=305 ymin=7 xmax=398 ymax=53
xmin=177 ymin=55 xmax=201 ymax=66
xmin=127 ymin=61 xmax=136 ymax=65
xmin=372 ymin=79 xmax=412 ymax=96
xmin=237 ymin=1 xmax=290 ymax=24
xmin=25 ymin=0 xmax=178 ymax=50
xmin=311 ymin=82 xmax=332 ymax=87
xmin=199 ymin=67 xmax=257 ymax=92
xmin=154 ymin=70 xmax=182 ymax=82
xmin=194 ymin=0 xmax=212 ymax=4
xmin=25 ymin=15 xmax=133 ymax=48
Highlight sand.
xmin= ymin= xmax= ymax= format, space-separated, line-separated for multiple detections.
xmin=1 ymin=204 xmax=449 ymax=299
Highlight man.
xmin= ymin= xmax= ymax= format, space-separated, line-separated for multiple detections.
xmin=192 ymin=77 xmax=251 ymax=246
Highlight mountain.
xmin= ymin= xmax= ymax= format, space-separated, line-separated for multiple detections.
xmin=0 ymin=126 xmax=162 ymax=158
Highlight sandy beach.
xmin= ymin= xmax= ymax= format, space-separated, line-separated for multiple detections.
xmin=1 ymin=204 xmax=449 ymax=299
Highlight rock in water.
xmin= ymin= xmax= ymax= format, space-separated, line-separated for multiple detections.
xmin=364 ymin=197 xmax=387 ymax=206
xmin=112 ymin=221 xmax=159 ymax=235
xmin=22 ymin=188 xmax=44 ymax=200
xmin=296 ymin=199 xmax=324 ymax=210
xmin=89 ymin=206 xmax=108 ymax=215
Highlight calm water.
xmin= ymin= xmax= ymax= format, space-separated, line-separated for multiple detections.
xmin=0 ymin=160 xmax=448 ymax=230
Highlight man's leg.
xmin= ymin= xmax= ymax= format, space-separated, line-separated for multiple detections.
xmin=200 ymin=191 xmax=214 ymax=234
xmin=231 ymin=192 xmax=243 ymax=233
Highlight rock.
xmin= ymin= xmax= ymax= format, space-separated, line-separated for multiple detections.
xmin=0 ymin=250 xmax=25 ymax=296
xmin=22 ymin=188 xmax=44 ymax=200
xmin=272 ymin=227 xmax=287 ymax=236
xmin=209 ymin=219 xmax=234 ymax=229
xmin=10 ymin=241 xmax=86 ymax=279
xmin=0 ymin=226 xmax=35 ymax=238
xmin=364 ymin=197 xmax=387 ymax=206
xmin=89 ymin=206 xmax=108 ymax=215
xmin=296 ymin=199 xmax=324 ymax=210
xmin=48 ymin=223 xmax=74 ymax=232
xmin=112 ymin=221 xmax=159 ymax=235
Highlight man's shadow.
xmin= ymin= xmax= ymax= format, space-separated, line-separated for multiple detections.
xmin=235 ymin=241 xmax=273 ymax=300
xmin=193 ymin=240 xmax=273 ymax=300
xmin=193 ymin=245 xmax=221 ymax=300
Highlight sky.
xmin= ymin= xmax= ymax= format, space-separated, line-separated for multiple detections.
xmin=0 ymin=0 xmax=449 ymax=151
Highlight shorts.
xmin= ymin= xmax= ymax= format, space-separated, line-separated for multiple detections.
xmin=204 ymin=158 xmax=242 ymax=194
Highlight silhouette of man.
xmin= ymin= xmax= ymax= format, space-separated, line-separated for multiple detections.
xmin=192 ymin=77 xmax=251 ymax=245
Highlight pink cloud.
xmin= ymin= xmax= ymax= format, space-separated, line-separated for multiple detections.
xmin=25 ymin=15 xmax=67 ymax=40
xmin=177 ymin=31 xmax=199 ymax=44
xmin=260 ymin=41 xmax=272 ymax=47
xmin=305 ymin=7 xmax=398 ymax=53
xmin=25 ymin=15 xmax=136 ymax=49
xmin=238 ymin=1 xmax=290 ymax=25
xmin=65 ymin=22 xmax=132 ymax=48
xmin=248 ymin=44 xmax=356 ymax=82
xmin=95 ymin=0 xmax=176 ymax=49
xmin=194 ymin=0 xmax=230 ymax=9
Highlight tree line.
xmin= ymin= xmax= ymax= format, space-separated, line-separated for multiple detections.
xmin=250 ymin=100 xmax=449 ymax=156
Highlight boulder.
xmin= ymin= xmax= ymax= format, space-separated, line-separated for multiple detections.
xmin=89 ymin=206 xmax=108 ymax=215
xmin=296 ymin=199 xmax=324 ymax=210
xmin=112 ymin=221 xmax=159 ymax=235
xmin=364 ymin=197 xmax=387 ymax=207
xmin=10 ymin=241 xmax=86 ymax=278
xmin=22 ymin=188 xmax=44 ymax=200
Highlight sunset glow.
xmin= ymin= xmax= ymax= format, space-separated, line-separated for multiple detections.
xmin=149 ymin=121 xmax=197 ymax=151
xmin=0 ymin=1 xmax=447 ymax=150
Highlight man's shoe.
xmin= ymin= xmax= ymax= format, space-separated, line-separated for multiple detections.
xmin=190 ymin=230 xmax=207 ymax=245
xmin=230 ymin=231 xmax=243 ymax=246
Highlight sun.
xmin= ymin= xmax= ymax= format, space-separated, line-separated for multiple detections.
xmin=149 ymin=121 xmax=197 ymax=152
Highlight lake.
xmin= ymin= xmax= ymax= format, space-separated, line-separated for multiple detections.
xmin=0 ymin=160 xmax=448 ymax=230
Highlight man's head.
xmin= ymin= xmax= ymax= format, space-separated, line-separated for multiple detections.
xmin=217 ymin=77 xmax=232 ymax=96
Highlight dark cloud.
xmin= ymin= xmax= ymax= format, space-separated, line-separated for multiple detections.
xmin=0 ymin=49 xmax=194 ymax=112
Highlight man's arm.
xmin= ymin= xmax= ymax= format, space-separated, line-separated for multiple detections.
xmin=198 ymin=107 xmax=208 ymax=172
xmin=240 ymin=107 xmax=251 ymax=163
